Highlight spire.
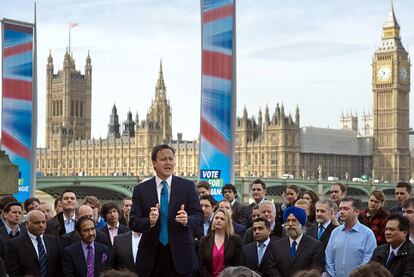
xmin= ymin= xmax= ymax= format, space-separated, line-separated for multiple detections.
xmin=381 ymin=1 xmax=401 ymax=40
xmin=384 ymin=1 xmax=399 ymax=29
xmin=47 ymin=50 xmax=53 ymax=64
xmin=155 ymin=59 xmax=166 ymax=98
xmin=295 ymin=105 xmax=300 ymax=124
xmin=86 ymin=50 xmax=91 ymax=64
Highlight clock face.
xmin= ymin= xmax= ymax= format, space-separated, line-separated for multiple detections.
xmin=377 ymin=65 xmax=392 ymax=82
xmin=400 ymin=65 xmax=408 ymax=81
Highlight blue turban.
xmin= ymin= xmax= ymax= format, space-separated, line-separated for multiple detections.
xmin=283 ymin=206 xmax=307 ymax=226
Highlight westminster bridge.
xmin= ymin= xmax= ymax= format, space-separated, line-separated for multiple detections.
xmin=36 ymin=175 xmax=397 ymax=206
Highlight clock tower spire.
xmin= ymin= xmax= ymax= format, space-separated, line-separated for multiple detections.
xmin=372 ymin=3 xmax=411 ymax=182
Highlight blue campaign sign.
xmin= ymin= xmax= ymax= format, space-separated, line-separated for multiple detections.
xmin=200 ymin=169 xmax=224 ymax=201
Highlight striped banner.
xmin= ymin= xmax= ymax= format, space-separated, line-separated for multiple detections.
xmin=2 ymin=20 xmax=34 ymax=201
xmin=199 ymin=0 xmax=236 ymax=199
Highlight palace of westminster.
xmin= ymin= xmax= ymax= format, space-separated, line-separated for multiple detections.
xmin=36 ymin=6 xmax=412 ymax=182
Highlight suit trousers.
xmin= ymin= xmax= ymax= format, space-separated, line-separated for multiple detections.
xmin=151 ymin=242 xmax=193 ymax=277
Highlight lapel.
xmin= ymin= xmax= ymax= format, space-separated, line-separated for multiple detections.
xmin=94 ymin=243 xmax=101 ymax=273
xmin=149 ymin=177 xmax=159 ymax=206
xmin=124 ymin=232 xmax=134 ymax=264
xmin=22 ymin=233 xmax=39 ymax=263
xmin=75 ymin=242 xmax=87 ymax=277
xmin=290 ymin=235 xmax=307 ymax=265
xmin=320 ymin=223 xmax=334 ymax=241
xmin=44 ymin=235 xmax=55 ymax=265
xmin=261 ymin=242 xmax=272 ymax=266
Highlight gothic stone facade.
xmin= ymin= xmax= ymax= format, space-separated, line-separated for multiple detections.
xmin=36 ymin=6 xmax=410 ymax=182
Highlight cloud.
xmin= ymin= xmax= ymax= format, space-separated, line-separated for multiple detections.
xmin=248 ymin=41 xmax=368 ymax=61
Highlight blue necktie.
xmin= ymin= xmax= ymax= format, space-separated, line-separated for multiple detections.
xmin=159 ymin=180 xmax=169 ymax=245
xmin=317 ymin=225 xmax=325 ymax=240
xmin=290 ymin=240 xmax=297 ymax=257
xmin=37 ymin=236 xmax=47 ymax=277
xmin=257 ymin=243 xmax=266 ymax=265
xmin=385 ymin=251 xmax=395 ymax=268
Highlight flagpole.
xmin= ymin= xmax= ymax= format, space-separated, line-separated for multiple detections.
xmin=68 ymin=22 xmax=71 ymax=53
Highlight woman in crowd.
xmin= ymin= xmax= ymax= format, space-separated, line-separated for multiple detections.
xmin=302 ymin=190 xmax=319 ymax=224
xmin=198 ymin=208 xmax=242 ymax=277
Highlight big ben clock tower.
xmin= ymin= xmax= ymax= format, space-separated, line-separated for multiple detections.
xmin=372 ymin=4 xmax=411 ymax=182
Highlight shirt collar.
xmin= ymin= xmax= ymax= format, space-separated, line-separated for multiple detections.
xmin=257 ymin=237 xmax=270 ymax=247
xmin=108 ymin=222 xmax=119 ymax=229
xmin=28 ymin=231 xmax=42 ymax=240
xmin=289 ymin=232 xmax=304 ymax=246
xmin=340 ymin=221 xmax=362 ymax=232
xmin=132 ymin=231 xmax=141 ymax=238
xmin=231 ymin=199 xmax=236 ymax=206
xmin=63 ymin=213 xmax=76 ymax=222
xmin=81 ymin=240 xmax=94 ymax=251
xmin=5 ymin=223 xmax=19 ymax=234
xmin=322 ymin=220 xmax=331 ymax=229
xmin=155 ymin=175 xmax=172 ymax=189
xmin=389 ymin=241 xmax=405 ymax=254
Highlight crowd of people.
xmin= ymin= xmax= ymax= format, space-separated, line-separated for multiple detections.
xmin=0 ymin=144 xmax=413 ymax=277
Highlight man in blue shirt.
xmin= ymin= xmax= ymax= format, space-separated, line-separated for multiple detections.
xmin=325 ymin=197 xmax=377 ymax=277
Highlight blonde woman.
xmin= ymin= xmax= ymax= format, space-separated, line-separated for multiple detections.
xmin=198 ymin=207 xmax=242 ymax=277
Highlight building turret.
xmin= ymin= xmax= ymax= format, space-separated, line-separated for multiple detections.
xmin=295 ymin=105 xmax=300 ymax=125
xmin=108 ymin=104 xmax=120 ymax=139
xmin=122 ymin=110 xmax=136 ymax=137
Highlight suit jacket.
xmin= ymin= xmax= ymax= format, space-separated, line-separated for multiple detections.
xmin=62 ymin=241 xmax=110 ymax=277
xmin=232 ymin=201 xmax=247 ymax=227
xmin=198 ymin=232 xmax=242 ymax=277
xmin=243 ymin=223 xmax=283 ymax=245
xmin=240 ymin=240 xmax=274 ymax=277
xmin=233 ymin=222 xmax=246 ymax=238
xmin=110 ymin=231 xmax=137 ymax=273
xmin=370 ymin=240 xmax=414 ymax=277
xmin=5 ymin=232 xmax=61 ymax=277
xmin=268 ymin=234 xmax=324 ymax=277
xmin=46 ymin=212 xmax=73 ymax=237
xmin=129 ymin=176 xmax=203 ymax=277
xmin=61 ymin=229 xmax=110 ymax=249
xmin=99 ymin=223 xmax=130 ymax=246
xmin=307 ymin=222 xmax=337 ymax=250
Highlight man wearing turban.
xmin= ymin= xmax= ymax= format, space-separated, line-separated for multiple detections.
xmin=268 ymin=206 xmax=324 ymax=277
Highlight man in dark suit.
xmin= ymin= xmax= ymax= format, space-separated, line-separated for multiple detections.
xmin=5 ymin=210 xmax=61 ymax=277
xmin=61 ymin=205 xmax=110 ymax=248
xmin=0 ymin=202 xmax=26 ymax=244
xmin=119 ymin=197 xmax=132 ymax=226
xmin=63 ymin=216 xmax=110 ymax=277
xmin=222 ymin=184 xmax=247 ymax=226
xmin=370 ymin=214 xmax=414 ymax=276
xmin=46 ymin=190 xmax=77 ymax=237
xmin=111 ymin=230 xmax=141 ymax=273
xmin=389 ymin=182 xmax=411 ymax=214
xmin=268 ymin=206 xmax=324 ymax=277
xmin=240 ymin=217 xmax=274 ymax=277
xmin=99 ymin=201 xmax=129 ymax=246
xmin=245 ymin=179 xmax=268 ymax=228
xmin=307 ymin=199 xmax=337 ymax=250
xmin=129 ymin=144 xmax=203 ymax=277
xmin=243 ymin=200 xmax=283 ymax=245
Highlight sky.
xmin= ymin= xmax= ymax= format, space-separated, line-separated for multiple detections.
xmin=0 ymin=0 xmax=413 ymax=147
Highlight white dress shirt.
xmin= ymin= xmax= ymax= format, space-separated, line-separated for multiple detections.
xmin=155 ymin=175 xmax=172 ymax=202
xmin=28 ymin=231 xmax=47 ymax=257
xmin=132 ymin=232 xmax=142 ymax=263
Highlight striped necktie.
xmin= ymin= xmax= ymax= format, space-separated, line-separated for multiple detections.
xmin=37 ymin=236 xmax=47 ymax=277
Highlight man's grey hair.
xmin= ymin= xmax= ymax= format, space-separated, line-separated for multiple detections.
xmin=316 ymin=199 xmax=337 ymax=211
xmin=219 ymin=266 xmax=261 ymax=277
xmin=259 ymin=200 xmax=276 ymax=213
xmin=26 ymin=210 xmax=45 ymax=222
